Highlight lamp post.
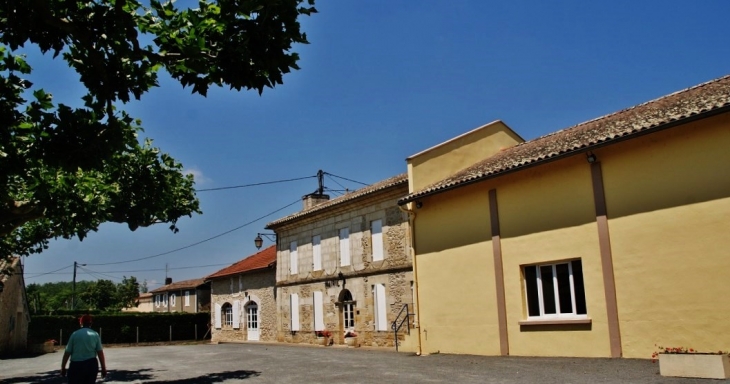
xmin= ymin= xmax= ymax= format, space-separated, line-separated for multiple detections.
xmin=72 ymin=261 xmax=86 ymax=309
xmin=254 ymin=233 xmax=276 ymax=249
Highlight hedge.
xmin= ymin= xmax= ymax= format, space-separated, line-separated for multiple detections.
xmin=29 ymin=312 xmax=211 ymax=345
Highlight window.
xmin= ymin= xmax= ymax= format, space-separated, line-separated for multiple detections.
xmin=290 ymin=241 xmax=298 ymax=275
xmin=313 ymin=291 xmax=324 ymax=331
xmin=290 ymin=293 xmax=300 ymax=331
xmin=373 ymin=284 xmax=387 ymax=331
xmin=222 ymin=303 xmax=233 ymax=327
xmin=339 ymin=228 xmax=350 ymax=267
xmin=170 ymin=293 xmax=176 ymax=307
xmin=371 ymin=219 xmax=383 ymax=261
xmin=341 ymin=290 xmax=355 ymax=329
xmin=312 ymin=235 xmax=322 ymax=271
xmin=162 ymin=293 xmax=168 ymax=308
xmin=184 ymin=291 xmax=190 ymax=307
xmin=155 ymin=294 xmax=161 ymax=308
xmin=524 ymin=259 xmax=587 ymax=319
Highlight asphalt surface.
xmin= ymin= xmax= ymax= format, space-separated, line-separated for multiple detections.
xmin=2 ymin=342 xmax=726 ymax=383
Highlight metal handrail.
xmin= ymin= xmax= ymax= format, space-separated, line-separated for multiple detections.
xmin=391 ymin=303 xmax=411 ymax=352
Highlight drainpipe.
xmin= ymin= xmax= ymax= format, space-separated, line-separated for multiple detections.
xmin=399 ymin=203 xmax=423 ymax=356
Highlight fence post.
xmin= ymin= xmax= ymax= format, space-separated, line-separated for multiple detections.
xmin=136 ymin=326 xmax=139 ymax=344
xmin=169 ymin=325 xmax=172 ymax=342
xmin=195 ymin=324 xmax=198 ymax=340
xmin=60 ymin=329 xmax=63 ymax=346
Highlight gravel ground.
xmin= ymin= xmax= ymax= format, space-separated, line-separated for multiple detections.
xmin=2 ymin=342 xmax=726 ymax=383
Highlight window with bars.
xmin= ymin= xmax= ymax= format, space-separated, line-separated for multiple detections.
xmin=524 ymin=259 xmax=587 ymax=319
xmin=222 ymin=303 xmax=233 ymax=327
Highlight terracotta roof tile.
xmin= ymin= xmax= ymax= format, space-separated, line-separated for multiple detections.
xmin=206 ymin=245 xmax=276 ymax=280
xmin=400 ymin=74 xmax=730 ymax=204
xmin=149 ymin=278 xmax=208 ymax=293
xmin=266 ymin=173 xmax=408 ymax=228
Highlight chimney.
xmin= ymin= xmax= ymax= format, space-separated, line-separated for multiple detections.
xmin=302 ymin=193 xmax=330 ymax=211
xmin=165 ymin=277 xmax=172 ymax=285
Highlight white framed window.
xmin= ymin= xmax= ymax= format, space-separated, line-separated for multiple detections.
xmin=170 ymin=293 xmax=176 ymax=308
xmin=222 ymin=303 xmax=233 ymax=327
xmin=371 ymin=219 xmax=383 ymax=261
xmin=524 ymin=259 xmax=587 ymax=319
xmin=373 ymin=284 xmax=387 ymax=331
xmin=339 ymin=228 xmax=350 ymax=267
xmin=313 ymin=291 xmax=324 ymax=331
xmin=290 ymin=241 xmax=298 ymax=275
xmin=155 ymin=294 xmax=161 ymax=308
xmin=290 ymin=293 xmax=300 ymax=331
xmin=184 ymin=291 xmax=190 ymax=307
xmin=344 ymin=303 xmax=355 ymax=329
xmin=162 ymin=293 xmax=168 ymax=308
xmin=312 ymin=235 xmax=322 ymax=271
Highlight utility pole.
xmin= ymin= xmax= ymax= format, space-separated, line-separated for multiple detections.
xmin=72 ymin=261 xmax=86 ymax=309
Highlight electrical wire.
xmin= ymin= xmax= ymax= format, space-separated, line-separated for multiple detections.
xmin=325 ymin=173 xmax=348 ymax=191
xmin=24 ymin=262 xmax=234 ymax=276
xmin=23 ymin=264 xmax=73 ymax=279
xmin=85 ymin=198 xmax=301 ymax=266
xmin=323 ymin=172 xmax=369 ymax=186
xmin=195 ymin=175 xmax=317 ymax=192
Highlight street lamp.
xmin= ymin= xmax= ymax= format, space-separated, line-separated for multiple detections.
xmin=254 ymin=233 xmax=276 ymax=249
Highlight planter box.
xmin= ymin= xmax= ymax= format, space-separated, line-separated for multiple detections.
xmin=659 ymin=354 xmax=730 ymax=379
xmin=344 ymin=337 xmax=357 ymax=347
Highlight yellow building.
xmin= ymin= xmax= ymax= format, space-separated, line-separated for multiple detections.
xmin=399 ymin=75 xmax=730 ymax=359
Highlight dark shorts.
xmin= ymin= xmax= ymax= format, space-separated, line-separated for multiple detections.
xmin=68 ymin=358 xmax=98 ymax=384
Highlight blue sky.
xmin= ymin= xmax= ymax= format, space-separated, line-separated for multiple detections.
xmin=22 ymin=1 xmax=730 ymax=289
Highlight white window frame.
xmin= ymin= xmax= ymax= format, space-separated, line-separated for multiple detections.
xmin=373 ymin=284 xmax=388 ymax=331
xmin=312 ymin=235 xmax=322 ymax=271
xmin=170 ymin=293 xmax=176 ymax=308
xmin=290 ymin=241 xmax=298 ymax=275
xmin=162 ymin=293 xmax=168 ymax=308
xmin=371 ymin=219 xmax=383 ymax=261
xmin=290 ymin=293 xmax=300 ymax=331
xmin=524 ymin=260 xmax=587 ymax=320
xmin=339 ymin=228 xmax=351 ymax=267
xmin=343 ymin=302 xmax=355 ymax=329
xmin=222 ymin=303 xmax=233 ymax=327
xmin=155 ymin=294 xmax=161 ymax=308
xmin=184 ymin=291 xmax=190 ymax=307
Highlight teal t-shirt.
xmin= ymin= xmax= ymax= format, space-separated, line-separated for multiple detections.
xmin=65 ymin=327 xmax=103 ymax=361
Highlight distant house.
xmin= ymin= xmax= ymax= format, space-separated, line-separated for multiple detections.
xmin=266 ymin=174 xmax=414 ymax=348
xmin=149 ymin=278 xmax=210 ymax=313
xmin=207 ymin=245 xmax=276 ymax=343
xmin=0 ymin=257 xmax=30 ymax=357
xmin=122 ymin=292 xmax=153 ymax=312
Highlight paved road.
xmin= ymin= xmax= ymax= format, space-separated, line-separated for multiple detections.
xmin=2 ymin=342 xmax=724 ymax=383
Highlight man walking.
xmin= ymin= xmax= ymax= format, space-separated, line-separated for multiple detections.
xmin=61 ymin=314 xmax=107 ymax=383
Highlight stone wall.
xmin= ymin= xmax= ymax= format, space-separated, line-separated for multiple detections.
xmin=0 ymin=263 xmax=29 ymax=356
xmin=211 ymin=270 xmax=276 ymax=343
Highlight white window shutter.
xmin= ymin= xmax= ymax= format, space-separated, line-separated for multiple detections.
xmin=290 ymin=293 xmax=300 ymax=331
xmin=313 ymin=291 xmax=324 ymax=331
xmin=232 ymin=300 xmax=240 ymax=329
xmin=290 ymin=241 xmax=298 ymax=275
xmin=214 ymin=303 xmax=222 ymax=329
xmin=339 ymin=228 xmax=350 ymax=266
xmin=372 ymin=220 xmax=383 ymax=261
xmin=313 ymin=235 xmax=322 ymax=271
xmin=375 ymin=284 xmax=387 ymax=331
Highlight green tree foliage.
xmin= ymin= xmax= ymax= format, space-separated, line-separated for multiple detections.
xmin=0 ymin=0 xmax=316 ymax=269
xmin=27 ymin=277 xmax=142 ymax=313
xmin=116 ymin=275 xmax=141 ymax=309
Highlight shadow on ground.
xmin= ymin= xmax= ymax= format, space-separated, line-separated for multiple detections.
xmin=4 ymin=369 xmax=260 ymax=383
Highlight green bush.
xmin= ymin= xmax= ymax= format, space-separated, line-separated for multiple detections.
xmin=29 ymin=312 xmax=211 ymax=345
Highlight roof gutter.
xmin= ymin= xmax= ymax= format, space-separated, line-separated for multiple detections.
xmin=399 ymin=104 xmax=730 ymax=205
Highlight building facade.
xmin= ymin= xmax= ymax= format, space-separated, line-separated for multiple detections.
xmin=149 ymin=278 xmax=211 ymax=313
xmin=207 ymin=245 xmax=277 ymax=343
xmin=0 ymin=257 xmax=30 ymax=357
xmin=266 ymin=174 xmax=415 ymax=348
xmin=399 ymin=75 xmax=730 ymax=359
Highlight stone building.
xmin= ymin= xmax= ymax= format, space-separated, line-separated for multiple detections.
xmin=266 ymin=173 xmax=414 ymax=348
xmin=207 ymin=245 xmax=277 ymax=343
xmin=149 ymin=278 xmax=210 ymax=313
xmin=0 ymin=257 xmax=30 ymax=357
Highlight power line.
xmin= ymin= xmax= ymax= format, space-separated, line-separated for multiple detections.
xmin=23 ymin=262 xmax=234 ymax=277
xmin=85 ymin=198 xmax=301 ymax=266
xmin=23 ymin=264 xmax=73 ymax=279
xmin=323 ymin=172 xmax=369 ymax=186
xmin=195 ymin=175 xmax=317 ymax=192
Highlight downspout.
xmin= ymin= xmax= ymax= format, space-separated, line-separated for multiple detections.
xmin=399 ymin=203 xmax=423 ymax=356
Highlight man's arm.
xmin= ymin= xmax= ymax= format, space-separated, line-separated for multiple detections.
xmin=97 ymin=350 xmax=107 ymax=378
xmin=60 ymin=352 xmax=71 ymax=376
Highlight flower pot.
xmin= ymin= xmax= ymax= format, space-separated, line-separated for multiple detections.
xmin=317 ymin=337 xmax=329 ymax=346
xmin=345 ymin=337 xmax=357 ymax=347
xmin=659 ymin=354 xmax=730 ymax=379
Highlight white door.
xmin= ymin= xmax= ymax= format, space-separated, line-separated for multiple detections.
xmin=246 ymin=302 xmax=260 ymax=341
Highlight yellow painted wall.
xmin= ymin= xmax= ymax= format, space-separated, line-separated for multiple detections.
xmin=415 ymin=183 xmax=501 ymax=355
xmin=407 ymin=121 xmax=523 ymax=192
xmin=498 ymin=157 xmax=611 ymax=357
xmin=601 ymin=113 xmax=730 ymax=359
